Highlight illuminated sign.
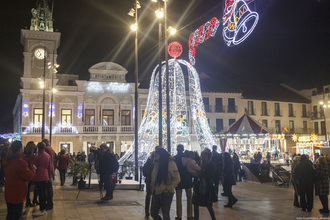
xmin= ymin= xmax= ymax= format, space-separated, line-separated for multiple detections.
xmin=86 ymin=82 xmax=131 ymax=94
xmin=77 ymin=103 xmax=83 ymax=119
xmin=222 ymin=0 xmax=259 ymax=46
xmin=22 ymin=101 xmax=29 ymax=117
xmin=48 ymin=102 xmax=55 ymax=117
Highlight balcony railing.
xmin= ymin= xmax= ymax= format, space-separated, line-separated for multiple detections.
xmin=22 ymin=125 xmax=134 ymax=135
xmin=102 ymin=126 xmax=117 ymax=133
xmin=227 ymin=105 xmax=238 ymax=113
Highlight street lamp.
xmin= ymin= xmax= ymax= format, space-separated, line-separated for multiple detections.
xmin=48 ymin=55 xmax=59 ymax=146
xmin=154 ymin=2 xmax=164 ymax=148
xmin=319 ymin=99 xmax=329 ymax=145
xmin=128 ymin=0 xmax=140 ymax=181
xmin=41 ymin=48 xmax=47 ymax=140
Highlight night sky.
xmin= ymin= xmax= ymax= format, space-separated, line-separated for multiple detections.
xmin=0 ymin=0 xmax=330 ymax=132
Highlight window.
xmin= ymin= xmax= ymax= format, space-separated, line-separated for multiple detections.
xmin=262 ymin=119 xmax=268 ymax=128
xmin=121 ymin=110 xmax=131 ymax=126
xmin=289 ymin=104 xmax=294 ymax=117
xmin=228 ymin=98 xmax=236 ymax=113
xmin=216 ymin=119 xmax=223 ymax=132
xmin=61 ymin=109 xmax=72 ymax=124
xmin=313 ymin=105 xmax=318 ymax=116
xmin=203 ymin=97 xmax=210 ymax=112
xmin=289 ymin=120 xmax=295 ymax=133
xmin=247 ymin=101 xmax=254 ymax=115
xmin=274 ymin=103 xmax=280 ymax=116
xmin=302 ymin=104 xmax=307 ymax=117
xmin=215 ymin=98 xmax=224 ymax=112
xmin=314 ymin=122 xmax=319 ymax=134
xmin=102 ymin=109 xmax=114 ymax=126
xmin=229 ymin=119 xmax=236 ymax=126
xmin=85 ymin=109 xmax=95 ymax=125
xmin=261 ymin=102 xmax=268 ymax=116
xmin=33 ymin=108 xmax=43 ymax=124
xmin=303 ymin=121 xmax=307 ymax=132
xmin=275 ymin=120 xmax=281 ymax=133
xmin=321 ymin=121 xmax=326 ymax=135
xmin=325 ymin=87 xmax=329 ymax=93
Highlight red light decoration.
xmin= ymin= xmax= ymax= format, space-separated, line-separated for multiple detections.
xmin=168 ymin=42 xmax=183 ymax=58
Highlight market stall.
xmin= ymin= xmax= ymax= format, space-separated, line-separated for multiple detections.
xmin=292 ymin=134 xmax=325 ymax=161
xmin=222 ymin=114 xmax=287 ymax=161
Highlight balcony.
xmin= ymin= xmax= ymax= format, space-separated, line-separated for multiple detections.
xmin=22 ymin=125 xmax=134 ymax=135
xmin=227 ymin=105 xmax=238 ymax=113
xmin=102 ymin=126 xmax=117 ymax=133
xmin=302 ymin=112 xmax=310 ymax=118
xmin=274 ymin=110 xmax=282 ymax=117
xmin=288 ymin=110 xmax=296 ymax=117
xmin=215 ymin=105 xmax=225 ymax=113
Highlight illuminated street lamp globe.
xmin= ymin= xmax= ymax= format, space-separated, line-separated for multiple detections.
xmin=168 ymin=41 xmax=183 ymax=59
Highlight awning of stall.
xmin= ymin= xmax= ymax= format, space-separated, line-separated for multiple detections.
xmin=226 ymin=113 xmax=268 ymax=136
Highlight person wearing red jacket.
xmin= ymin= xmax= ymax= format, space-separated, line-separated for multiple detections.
xmin=5 ymin=141 xmax=35 ymax=220
xmin=58 ymin=149 xmax=69 ymax=186
xmin=34 ymin=142 xmax=51 ymax=216
xmin=42 ymin=139 xmax=54 ymax=210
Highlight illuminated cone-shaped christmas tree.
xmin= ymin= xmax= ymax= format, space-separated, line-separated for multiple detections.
xmin=119 ymin=42 xmax=216 ymax=164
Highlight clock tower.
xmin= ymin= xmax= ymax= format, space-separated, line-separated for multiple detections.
xmin=21 ymin=0 xmax=61 ymax=81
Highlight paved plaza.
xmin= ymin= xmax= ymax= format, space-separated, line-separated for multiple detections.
xmin=0 ymin=177 xmax=329 ymax=220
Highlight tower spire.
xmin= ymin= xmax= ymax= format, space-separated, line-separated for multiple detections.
xmin=30 ymin=0 xmax=54 ymax=32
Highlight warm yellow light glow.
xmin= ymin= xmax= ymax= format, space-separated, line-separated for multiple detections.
xmin=52 ymin=88 xmax=57 ymax=93
xmin=292 ymin=134 xmax=298 ymax=142
xmin=130 ymin=23 xmax=138 ymax=31
xmin=168 ymin=26 xmax=177 ymax=36
xmin=323 ymin=104 xmax=327 ymax=108
xmin=155 ymin=8 xmax=164 ymax=19
xmin=39 ymin=81 xmax=45 ymax=89
xmin=320 ymin=101 xmax=324 ymax=105
xmin=151 ymin=0 xmax=157 ymax=2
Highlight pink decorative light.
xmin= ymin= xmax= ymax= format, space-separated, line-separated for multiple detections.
xmin=168 ymin=42 xmax=183 ymax=58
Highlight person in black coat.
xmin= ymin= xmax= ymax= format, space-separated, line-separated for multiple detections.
xmin=142 ymin=152 xmax=155 ymax=218
xmin=211 ymin=145 xmax=221 ymax=199
xmin=174 ymin=145 xmax=194 ymax=220
xmin=99 ymin=144 xmax=119 ymax=201
xmin=222 ymin=152 xmax=238 ymax=208
xmin=193 ymin=149 xmax=217 ymax=220
xmin=293 ymin=154 xmax=316 ymax=212
xmin=232 ymin=152 xmax=241 ymax=182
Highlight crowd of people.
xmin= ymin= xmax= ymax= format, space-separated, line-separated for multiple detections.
xmin=143 ymin=144 xmax=240 ymax=220
xmin=1 ymin=137 xmax=330 ymax=220
xmin=0 ymin=139 xmax=119 ymax=220
xmin=291 ymin=153 xmax=330 ymax=214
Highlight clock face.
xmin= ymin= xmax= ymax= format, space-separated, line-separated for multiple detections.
xmin=34 ymin=48 xmax=45 ymax=60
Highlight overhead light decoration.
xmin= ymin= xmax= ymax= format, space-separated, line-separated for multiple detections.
xmin=77 ymin=103 xmax=83 ymax=119
xmin=22 ymin=101 xmax=29 ymax=117
xmin=168 ymin=42 xmax=183 ymax=59
xmin=188 ymin=17 xmax=220 ymax=65
xmin=222 ymin=0 xmax=259 ymax=46
xmin=188 ymin=0 xmax=259 ymax=65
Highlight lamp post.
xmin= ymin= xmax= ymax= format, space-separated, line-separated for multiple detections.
xmin=164 ymin=0 xmax=170 ymax=153
xmin=48 ymin=53 xmax=59 ymax=147
xmin=129 ymin=0 xmax=140 ymax=181
xmin=319 ymin=99 xmax=330 ymax=145
xmin=155 ymin=3 xmax=164 ymax=148
xmin=41 ymin=48 xmax=47 ymax=140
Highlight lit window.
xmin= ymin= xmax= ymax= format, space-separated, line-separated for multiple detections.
xmin=33 ymin=108 xmax=43 ymax=124
xmin=121 ymin=110 xmax=131 ymax=126
xmin=103 ymin=109 xmax=114 ymax=126
xmin=61 ymin=109 xmax=72 ymax=125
